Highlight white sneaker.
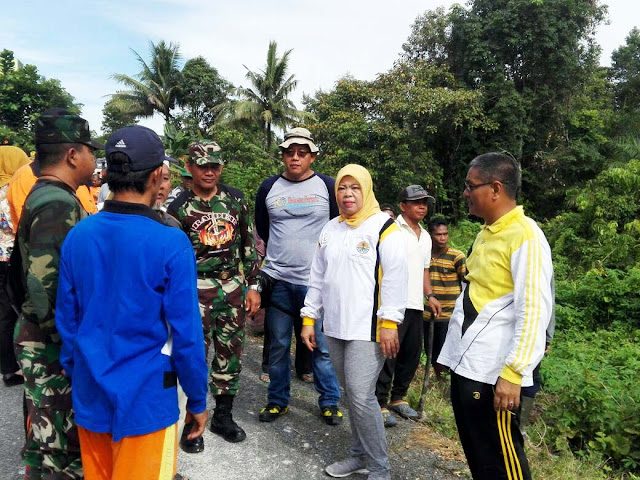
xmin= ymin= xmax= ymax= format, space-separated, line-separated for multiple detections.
xmin=325 ymin=458 xmax=370 ymax=478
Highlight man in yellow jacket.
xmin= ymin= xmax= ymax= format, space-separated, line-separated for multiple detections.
xmin=438 ymin=152 xmax=553 ymax=480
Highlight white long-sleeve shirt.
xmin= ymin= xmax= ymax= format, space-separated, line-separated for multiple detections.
xmin=301 ymin=212 xmax=408 ymax=342
xmin=437 ymin=206 xmax=553 ymax=387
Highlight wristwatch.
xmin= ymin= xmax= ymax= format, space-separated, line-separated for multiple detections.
xmin=249 ymin=284 xmax=262 ymax=293
xmin=426 ymin=293 xmax=436 ymax=300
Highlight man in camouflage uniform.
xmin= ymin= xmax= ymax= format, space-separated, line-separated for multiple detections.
xmin=168 ymin=140 xmax=261 ymax=449
xmin=14 ymin=108 xmax=102 ymax=479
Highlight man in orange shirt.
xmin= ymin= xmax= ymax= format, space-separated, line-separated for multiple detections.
xmin=8 ymin=161 xmax=97 ymax=229
xmin=7 ymin=162 xmax=37 ymax=229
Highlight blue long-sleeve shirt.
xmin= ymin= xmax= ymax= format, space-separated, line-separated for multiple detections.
xmin=56 ymin=200 xmax=208 ymax=441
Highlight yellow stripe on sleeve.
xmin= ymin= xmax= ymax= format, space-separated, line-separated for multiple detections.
xmin=511 ymin=222 xmax=543 ymax=374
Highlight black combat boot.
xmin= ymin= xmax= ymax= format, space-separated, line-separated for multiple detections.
xmin=210 ymin=394 xmax=246 ymax=443
xmin=179 ymin=421 xmax=204 ymax=453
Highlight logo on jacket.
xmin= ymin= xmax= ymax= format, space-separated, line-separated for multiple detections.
xmin=472 ymin=391 xmax=480 ymax=400
xmin=192 ymin=212 xmax=237 ymax=247
xmin=319 ymin=232 xmax=329 ymax=248
xmin=356 ymin=241 xmax=370 ymax=254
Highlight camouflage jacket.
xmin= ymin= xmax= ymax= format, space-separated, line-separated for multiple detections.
xmin=14 ymin=180 xmax=87 ymax=345
xmin=167 ymin=184 xmax=260 ymax=286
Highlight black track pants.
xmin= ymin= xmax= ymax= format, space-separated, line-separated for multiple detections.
xmin=450 ymin=372 xmax=531 ymax=480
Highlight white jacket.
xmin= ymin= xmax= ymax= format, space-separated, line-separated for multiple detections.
xmin=301 ymin=212 xmax=407 ymax=342
xmin=437 ymin=207 xmax=553 ymax=387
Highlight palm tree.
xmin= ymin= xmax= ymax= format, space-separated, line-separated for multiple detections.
xmin=111 ymin=41 xmax=183 ymax=124
xmin=219 ymin=41 xmax=313 ymax=149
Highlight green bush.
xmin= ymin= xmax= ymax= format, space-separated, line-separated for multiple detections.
xmin=541 ymin=328 xmax=640 ymax=472
xmin=444 ymin=219 xmax=479 ymax=253
xmin=554 ymin=263 xmax=640 ymax=331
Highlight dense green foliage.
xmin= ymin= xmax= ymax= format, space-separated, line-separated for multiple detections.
xmin=101 ymin=97 xmax=139 ymax=136
xmin=0 ymin=49 xmax=79 ymax=151
xmin=176 ymin=57 xmax=232 ymax=136
xmin=305 ymin=63 xmax=491 ymax=210
xmin=541 ymin=329 xmax=640 ymax=472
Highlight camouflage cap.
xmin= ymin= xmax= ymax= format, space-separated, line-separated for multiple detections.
xmin=188 ymin=140 xmax=223 ymax=165
xmin=180 ymin=168 xmax=192 ymax=178
xmin=35 ymin=108 xmax=104 ymax=149
xmin=279 ymin=127 xmax=319 ymax=153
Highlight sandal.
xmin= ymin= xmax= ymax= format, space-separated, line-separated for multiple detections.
xmin=299 ymin=373 xmax=314 ymax=383
xmin=388 ymin=401 xmax=419 ymax=420
xmin=259 ymin=372 xmax=270 ymax=383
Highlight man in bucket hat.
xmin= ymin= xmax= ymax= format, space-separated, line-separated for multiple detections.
xmin=56 ymin=125 xmax=208 ymax=478
xmin=168 ymin=140 xmax=261 ymax=449
xmin=14 ymin=108 xmax=102 ymax=479
xmin=255 ymin=127 xmax=342 ymax=426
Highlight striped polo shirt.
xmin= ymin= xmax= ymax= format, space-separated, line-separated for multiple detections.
xmin=430 ymin=247 xmax=467 ymax=321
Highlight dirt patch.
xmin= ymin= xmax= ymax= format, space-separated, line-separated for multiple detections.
xmin=408 ymin=423 xmax=468 ymax=466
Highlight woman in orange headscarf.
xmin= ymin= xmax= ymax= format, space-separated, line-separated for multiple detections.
xmin=0 ymin=146 xmax=30 ymax=386
xmin=300 ymin=164 xmax=408 ymax=480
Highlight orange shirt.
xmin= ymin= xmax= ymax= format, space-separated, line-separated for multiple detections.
xmin=7 ymin=163 xmax=37 ymax=230
xmin=90 ymin=186 xmax=100 ymax=204
xmin=8 ymin=163 xmax=98 ymax=229
xmin=76 ymin=185 xmax=98 ymax=214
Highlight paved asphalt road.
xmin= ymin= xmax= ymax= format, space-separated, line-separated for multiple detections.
xmin=0 ymin=334 xmax=464 ymax=479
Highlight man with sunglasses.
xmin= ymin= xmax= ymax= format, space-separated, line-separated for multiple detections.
xmin=255 ymin=127 xmax=342 ymax=425
xmin=438 ymin=152 xmax=553 ymax=480
xmin=375 ymin=185 xmax=442 ymax=427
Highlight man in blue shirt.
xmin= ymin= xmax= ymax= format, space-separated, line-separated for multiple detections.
xmin=56 ymin=126 xmax=209 ymax=477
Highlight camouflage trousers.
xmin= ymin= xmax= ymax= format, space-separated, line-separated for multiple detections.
xmin=16 ymin=342 xmax=82 ymax=480
xmin=198 ymin=277 xmax=246 ymax=397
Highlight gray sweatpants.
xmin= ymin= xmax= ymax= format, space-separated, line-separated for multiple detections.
xmin=326 ymin=337 xmax=390 ymax=475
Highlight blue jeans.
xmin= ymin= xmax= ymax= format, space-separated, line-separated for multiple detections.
xmin=267 ymin=280 xmax=340 ymax=408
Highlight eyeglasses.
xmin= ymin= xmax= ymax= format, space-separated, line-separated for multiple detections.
xmin=283 ymin=148 xmax=311 ymax=157
xmin=464 ymin=181 xmax=493 ymax=192
xmin=464 ymin=180 xmax=511 ymax=192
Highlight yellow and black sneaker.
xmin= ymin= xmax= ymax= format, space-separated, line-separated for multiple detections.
xmin=321 ymin=405 xmax=343 ymax=425
xmin=259 ymin=403 xmax=289 ymax=422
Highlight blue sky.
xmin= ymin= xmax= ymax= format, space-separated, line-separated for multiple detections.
xmin=3 ymin=0 xmax=638 ymax=135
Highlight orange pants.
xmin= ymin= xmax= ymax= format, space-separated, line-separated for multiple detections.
xmin=78 ymin=423 xmax=177 ymax=480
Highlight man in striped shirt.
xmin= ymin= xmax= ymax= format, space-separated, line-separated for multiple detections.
xmin=427 ymin=218 xmax=466 ymax=379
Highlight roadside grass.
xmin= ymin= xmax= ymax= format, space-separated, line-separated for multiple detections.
xmin=405 ymin=364 xmax=633 ymax=480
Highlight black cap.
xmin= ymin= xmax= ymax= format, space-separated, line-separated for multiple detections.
xmin=35 ymin=108 xmax=104 ymax=149
xmin=105 ymin=126 xmax=175 ymax=172
xmin=398 ymin=185 xmax=434 ymax=203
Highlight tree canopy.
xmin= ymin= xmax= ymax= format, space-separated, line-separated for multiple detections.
xmin=0 ymin=48 xmax=79 ymax=150
xmin=111 ymin=41 xmax=184 ymax=124
xmin=218 ymin=41 xmax=313 ymax=150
